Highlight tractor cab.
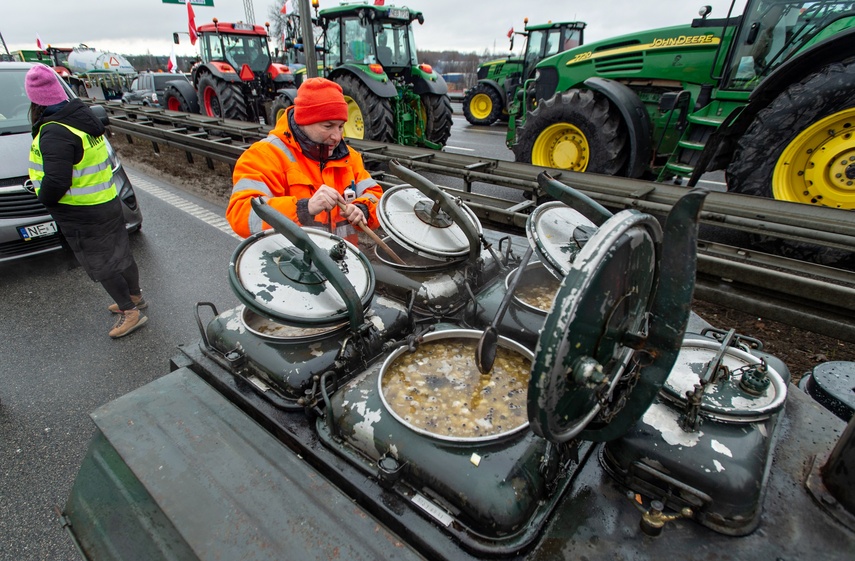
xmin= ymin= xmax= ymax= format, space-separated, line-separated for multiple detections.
xmin=197 ymin=21 xmax=272 ymax=78
xmin=320 ymin=4 xmax=427 ymax=78
xmin=309 ymin=3 xmax=452 ymax=148
xmin=169 ymin=20 xmax=296 ymax=124
xmin=519 ymin=21 xmax=586 ymax=81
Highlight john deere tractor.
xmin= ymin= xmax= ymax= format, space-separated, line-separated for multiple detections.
xmin=463 ymin=19 xmax=586 ymax=126
xmin=165 ymin=19 xmax=297 ymax=125
xmin=508 ymin=0 xmax=855 ymax=212
xmin=305 ymin=2 xmax=452 ymax=148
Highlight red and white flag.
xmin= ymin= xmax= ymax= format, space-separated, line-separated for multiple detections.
xmin=167 ymin=45 xmax=178 ymax=73
xmin=36 ymin=34 xmax=46 ymax=51
xmin=507 ymin=27 xmax=514 ymax=39
xmin=280 ymin=2 xmax=287 ymax=14
xmin=187 ymin=0 xmax=198 ymax=46
xmin=374 ymin=0 xmax=385 ymax=5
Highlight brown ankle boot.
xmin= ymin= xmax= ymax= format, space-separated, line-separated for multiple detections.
xmin=109 ymin=308 xmax=148 ymax=338
xmin=108 ymin=294 xmax=147 ymax=314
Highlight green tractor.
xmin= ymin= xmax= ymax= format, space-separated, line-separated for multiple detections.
xmin=306 ymin=2 xmax=453 ymax=148
xmin=508 ymin=0 xmax=855 ymax=211
xmin=462 ymin=19 xmax=586 ymax=126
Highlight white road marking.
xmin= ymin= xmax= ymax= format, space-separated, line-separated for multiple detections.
xmin=129 ymin=174 xmax=241 ymax=240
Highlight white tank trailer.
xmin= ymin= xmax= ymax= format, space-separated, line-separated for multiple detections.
xmin=67 ymin=45 xmax=135 ymax=75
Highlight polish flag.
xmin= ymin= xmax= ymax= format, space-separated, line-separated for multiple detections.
xmin=167 ymin=46 xmax=178 ymax=73
xmin=187 ymin=0 xmax=198 ymax=46
xmin=280 ymin=2 xmax=287 ymax=14
xmin=36 ymin=34 xmax=46 ymax=51
xmin=374 ymin=0 xmax=385 ymax=5
xmin=507 ymin=27 xmax=514 ymax=39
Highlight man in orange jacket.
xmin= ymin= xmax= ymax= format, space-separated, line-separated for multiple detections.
xmin=227 ymin=77 xmax=382 ymax=243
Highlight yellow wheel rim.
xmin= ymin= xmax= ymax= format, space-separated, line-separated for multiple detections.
xmin=469 ymin=93 xmax=494 ymax=121
xmin=773 ymin=108 xmax=855 ymax=209
xmin=342 ymin=95 xmax=365 ymax=139
xmin=273 ymin=106 xmax=288 ymax=124
xmin=531 ymin=123 xmax=589 ymax=170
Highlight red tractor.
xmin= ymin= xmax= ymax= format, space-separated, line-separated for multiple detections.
xmin=164 ymin=19 xmax=297 ymax=124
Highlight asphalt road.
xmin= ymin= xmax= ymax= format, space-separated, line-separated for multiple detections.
xmin=0 ymin=172 xmax=241 ymax=560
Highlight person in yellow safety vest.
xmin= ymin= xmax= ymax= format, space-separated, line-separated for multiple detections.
xmin=25 ymin=64 xmax=148 ymax=339
xmin=227 ymin=77 xmax=383 ymax=246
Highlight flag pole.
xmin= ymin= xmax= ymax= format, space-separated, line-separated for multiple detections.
xmin=297 ymin=0 xmax=318 ymax=78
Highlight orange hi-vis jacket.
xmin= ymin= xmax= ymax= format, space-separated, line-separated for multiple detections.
xmin=227 ymin=107 xmax=383 ymax=241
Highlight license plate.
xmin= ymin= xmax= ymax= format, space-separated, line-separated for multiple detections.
xmin=388 ymin=8 xmax=408 ymax=19
xmin=18 ymin=220 xmax=58 ymax=240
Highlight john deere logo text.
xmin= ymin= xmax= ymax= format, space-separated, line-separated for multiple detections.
xmin=652 ymin=34 xmax=717 ymax=47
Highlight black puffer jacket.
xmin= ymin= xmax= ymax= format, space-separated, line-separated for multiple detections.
xmin=32 ymin=99 xmax=131 ymax=281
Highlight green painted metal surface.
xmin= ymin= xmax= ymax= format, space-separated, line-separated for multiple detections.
xmin=63 ymin=368 xmax=426 ymax=561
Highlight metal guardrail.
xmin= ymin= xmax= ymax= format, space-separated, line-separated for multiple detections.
xmin=96 ymin=101 xmax=855 ymax=342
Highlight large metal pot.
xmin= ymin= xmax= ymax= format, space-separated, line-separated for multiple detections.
xmin=377 ymin=329 xmax=534 ymax=443
xmin=506 ymin=260 xmax=562 ymax=315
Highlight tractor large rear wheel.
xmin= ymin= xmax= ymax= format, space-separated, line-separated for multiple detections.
xmin=512 ymin=89 xmax=628 ymax=174
xmin=268 ymin=95 xmax=292 ymax=127
xmin=462 ymin=83 xmax=503 ymax=126
xmin=727 ymin=59 xmax=855 ymax=211
xmin=420 ymin=93 xmax=453 ymax=147
xmin=726 ymin=59 xmax=855 ymax=265
xmin=335 ymin=75 xmax=394 ymax=143
xmin=198 ymin=75 xmax=248 ymax=121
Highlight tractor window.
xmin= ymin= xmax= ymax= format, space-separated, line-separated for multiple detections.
xmin=561 ymin=26 xmax=583 ymax=51
xmin=544 ymin=29 xmax=563 ymax=57
xmin=325 ymin=20 xmax=342 ymax=67
xmin=375 ymin=23 xmax=413 ymax=67
xmin=724 ymin=1 xmax=855 ymax=89
xmin=223 ymin=34 xmax=270 ymax=72
xmin=524 ymin=30 xmax=547 ymax=71
xmin=342 ymin=17 xmax=376 ymax=64
xmin=202 ymin=33 xmax=225 ymax=63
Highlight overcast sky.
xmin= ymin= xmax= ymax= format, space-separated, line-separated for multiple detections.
xmin=3 ymin=0 xmax=739 ymax=58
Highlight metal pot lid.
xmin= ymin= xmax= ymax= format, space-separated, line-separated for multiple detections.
xmin=660 ymin=340 xmax=787 ymax=422
xmin=526 ymin=202 xmax=598 ymax=279
xmin=229 ymin=228 xmax=374 ymax=327
xmin=377 ymin=185 xmax=482 ymax=260
xmin=528 ymin=210 xmax=663 ymax=443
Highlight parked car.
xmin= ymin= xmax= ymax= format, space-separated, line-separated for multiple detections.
xmin=121 ymin=71 xmax=192 ymax=108
xmin=0 ymin=61 xmax=142 ymax=263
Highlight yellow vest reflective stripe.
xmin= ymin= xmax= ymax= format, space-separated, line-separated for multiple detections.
xmin=29 ymin=122 xmax=117 ymax=206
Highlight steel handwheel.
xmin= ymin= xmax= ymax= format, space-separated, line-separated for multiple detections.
xmin=772 ymin=107 xmax=855 ymax=209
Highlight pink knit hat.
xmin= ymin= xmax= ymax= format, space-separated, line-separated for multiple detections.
xmin=25 ymin=65 xmax=68 ymax=106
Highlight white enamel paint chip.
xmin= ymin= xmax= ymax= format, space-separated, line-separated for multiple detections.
xmin=710 ymin=439 xmax=734 ymax=458
xmin=642 ymin=402 xmax=704 ymax=447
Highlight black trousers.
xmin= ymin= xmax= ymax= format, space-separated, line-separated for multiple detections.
xmin=100 ymin=258 xmax=141 ymax=311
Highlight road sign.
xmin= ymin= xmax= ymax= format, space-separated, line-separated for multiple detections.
xmin=162 ymin=0 xmax=214 ymax=6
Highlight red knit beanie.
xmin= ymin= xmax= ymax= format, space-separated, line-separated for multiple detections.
xmin=293 ymin=77 xmax=348 ymax=125
xmin=25 ymin=64 xmax=68 ymax=107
